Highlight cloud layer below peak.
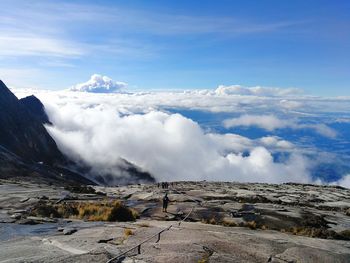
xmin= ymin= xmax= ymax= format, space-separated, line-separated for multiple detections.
xmin=11 ymin=86 xmax=350 ymax=188
xmin=45 ymin=107 xmax=310 ymax=184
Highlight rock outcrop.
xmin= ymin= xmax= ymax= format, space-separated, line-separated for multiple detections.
xmin=0 ymin=80 xmax=62 ymax=165
xmin=20 ymin=95 xmax=51 ymax=124
xmin=0 ymin=80 xmax=93 ymax=185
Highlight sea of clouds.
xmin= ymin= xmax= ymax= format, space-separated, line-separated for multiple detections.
xmin=12 ymin=75 xmax=350 ymax=187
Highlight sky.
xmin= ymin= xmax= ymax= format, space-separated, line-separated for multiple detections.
xmin=1 ymin=0 xmax=350 ymax=95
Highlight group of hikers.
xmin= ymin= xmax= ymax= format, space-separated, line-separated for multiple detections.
xmin=157 ymin=181 xmax=175 ymax=189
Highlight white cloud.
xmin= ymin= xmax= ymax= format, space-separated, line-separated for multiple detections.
xmin=279 ymin=99 xmax=303 ymax=110
xmin=223 ymin=114 xmax=338 ymax=139
xmin=335 ymin=118 xmax=350 ymax=123
xmin=259 ymin=136 xmax=294 ymax=149
xmin=0 ymin=35 xmax=84 ymax=58
xmin=224 ymin=114 xmax=289 ymax=131
xmin=45 ymin=105 xmax=310 ymax=184
xmin=215 ymin=85 xmax=302 ymax=97
xmin=70 ymin=74 xmax=127 ymax=93
xmin=333 ymin=175 xmax=350 ymax=188
xmin=309 ymin=124 xmax=337 ymax=139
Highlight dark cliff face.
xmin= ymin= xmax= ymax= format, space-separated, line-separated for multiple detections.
xmin=0 ymin=80 xmax=94 ymax=185
xmin=20 ymin=95 xmax=51 ymax=124
xmin=0 ymin=80 xmax=63 ymax=165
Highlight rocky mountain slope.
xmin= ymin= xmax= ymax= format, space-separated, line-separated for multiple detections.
xmin=0 ymin=80 xmax=63 ymax=165
xmin=0 ymin=80 xmax=93 ymax=185
xmin=0 ymin=180 xmax=349 ymax=262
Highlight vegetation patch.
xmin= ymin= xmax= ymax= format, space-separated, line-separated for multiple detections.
xmin=137 ymin=222 xmax=150 ymax=227
xmin=64 ymin=185 xmax=97 ymax=194
xmin=222 ymin=218 xmax=238 ymax=227
xmin=286 ymin=227 xmax=350 ymax=240
xmin=31 ymin=202 xmax=61 ymax=218
xmin=31 ymin=200 xmax=138 ymax=222
xmin=124 ymin=228 xmax=134 ymax=237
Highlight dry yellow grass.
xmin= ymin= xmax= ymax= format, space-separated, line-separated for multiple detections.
xmin=261 ymin=225 xmax=268 ymax=230
xmin=244 ymin=221 xmax=257 ymax=230
xmin=222 ymin=218 xmax=238 ymax=227
xmin=137 ymin=222 xmax=150 ymax=227
xmin=54 ymin=200 xmax=137 ymax=222
xmin=124 ymin=228 xmax=134 ymax=237
xmin=209 ymin=218 xmax=217 ymax=225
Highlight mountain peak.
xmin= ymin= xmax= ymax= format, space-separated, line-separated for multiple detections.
xmin=0 ymin=81 xmax=62 ymax=164
xmin=20 ymin=95 xmax=51 ymax=124
xmin=0 ymin=80 xmax=19 ymax=102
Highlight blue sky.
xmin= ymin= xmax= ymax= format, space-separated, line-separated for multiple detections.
xmin=1 ymin=0 xmax=349 ymax=95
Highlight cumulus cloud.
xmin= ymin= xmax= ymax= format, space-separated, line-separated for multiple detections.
xmin=215 ymin=85 xmax=302 ymax=97
xmin=70 ymin=74 xmax=127 ymax=93
xmin=223 ymin=114 xmax=337 ymax=139
xmin=259 ymin=136 xmax=294 ymax=149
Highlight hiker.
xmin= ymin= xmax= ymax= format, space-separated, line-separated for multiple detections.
xmin=162 ymin=193 xmax=170 ymax=212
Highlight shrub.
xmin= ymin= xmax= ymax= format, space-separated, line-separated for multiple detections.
xmin=31 ymin=203 xmax=60 ymax=218
xmin=107 ymin=205 xmax=137 ymax=222
xmin=222 ymin=218 xmax=238 ymax=227
xmin=288 ymin=227 xmax=338 ymax=239
xmin=57 ymin=203 xmax=79 ymax=218
xmin=64 ymin=185 xmax=96 ymax=194
xmin=245 ymin=221 xmax=257 ymax=230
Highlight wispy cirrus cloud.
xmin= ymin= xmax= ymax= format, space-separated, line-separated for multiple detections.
xmin=0 ymin=1 xmax=301 ymax=60
xmin=0 ymin=35 xmax=84 ymax=58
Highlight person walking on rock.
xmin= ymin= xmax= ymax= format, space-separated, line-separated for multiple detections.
xmin=162 ymin=193 xmax=170 ymax=213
